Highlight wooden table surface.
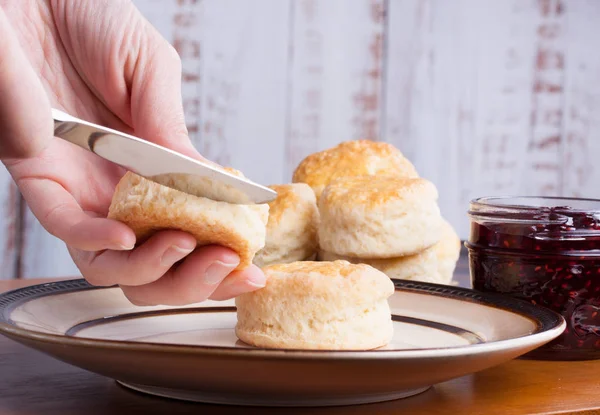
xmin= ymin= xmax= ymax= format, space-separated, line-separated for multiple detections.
xmin=1 ymin=273 xmax=600 ymax=415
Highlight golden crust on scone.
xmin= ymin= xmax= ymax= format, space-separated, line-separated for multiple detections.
xmin=319 ymin=176 xmax=437 ymax=208
xmin=292 ymin=140 xmax=419 ymax=199
xmin=318 ymin=176 xmax=443 ymax=258
xmin=253 ymin=183 xmax=319 ymax=268
xmin=235 ymin=260 xmax=395 ymax=350
xmin=108 ymin=172 xmax=269 ymax=270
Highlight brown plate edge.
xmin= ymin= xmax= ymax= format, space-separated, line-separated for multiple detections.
xmin=0 ymin=278 xmax=566 ymax=360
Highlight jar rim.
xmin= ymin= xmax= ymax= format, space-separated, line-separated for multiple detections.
xmin=468 ymin=195 xmax=600 ymax=228
xmin=470 ymin=196 xmax=600 ymax=212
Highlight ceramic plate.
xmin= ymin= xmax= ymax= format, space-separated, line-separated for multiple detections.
xmin=0 ymin=279 xmax=564 ymax=407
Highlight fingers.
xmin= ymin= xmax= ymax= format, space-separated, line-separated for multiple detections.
xmin=119 ymin=245 xmax=244 ymax=305
xmin=70 ymin=230 xmax=198 ymax=287
xmin=17 ymin=178 xmax=136 ymax=251
xmin=0 ymin=7 xmax=53 ymax=159
xmin=17 ymin=169 xmax=266 ymax=303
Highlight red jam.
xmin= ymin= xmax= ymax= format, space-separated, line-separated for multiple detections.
xmin=466 ymin=196 xmax=600 ymax=360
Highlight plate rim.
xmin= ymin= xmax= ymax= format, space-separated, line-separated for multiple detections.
xmin=0 ymin=278 xmax=566 ymax=360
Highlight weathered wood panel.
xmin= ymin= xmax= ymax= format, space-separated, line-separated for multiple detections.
xmin=171 ymin=0 xmax=203 ymax=148
xmin=134 ymin=0 xmax=204 ymax=147
xmin=199 ymin=0 xmax=291 ymax=185
xmin=562 ymin=0 xmax=600 ymax=198
xmin=384 ymin=0 xmax=569 ymax=239
xmin=286 ymin=0 xmax=386 ymax=179
xmin=0 ymin=166 xmax=18 ymax=280
xmin=526 ymin=0 xmax=565 ymax=196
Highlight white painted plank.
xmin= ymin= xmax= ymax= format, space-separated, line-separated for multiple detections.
xmin=562 ymin=0 xmax=600 ymax=198
xmin=526 ymin=0 xmax=566 ymax=196
xmin=171 ymin=0 xmax=203 ymax=147
xmin=286 ymin=0 xmax=386 ymax=179
xmin=135 ymin=0 xmax=203 ymax=147
xmin=199 ymin=0 xmax=291 ymax=185
xmin=384 ymin=0 xmax=564 ymax=239
xmin=0 ymin=166 xmax=18 ymax=280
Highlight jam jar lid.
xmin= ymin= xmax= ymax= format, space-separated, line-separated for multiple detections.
xmin=467 ymin=196 xmax=600 ymax=255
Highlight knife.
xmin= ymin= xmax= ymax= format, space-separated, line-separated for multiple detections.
xmin=51 ymin=108 xmax=277 ymax=205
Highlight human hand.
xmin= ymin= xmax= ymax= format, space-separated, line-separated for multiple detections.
xmin=0 ymin=0 xmax=266 ymax=305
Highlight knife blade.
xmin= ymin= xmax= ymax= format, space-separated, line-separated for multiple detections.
xmin=51 ymin=108 xmax=277 ymax=204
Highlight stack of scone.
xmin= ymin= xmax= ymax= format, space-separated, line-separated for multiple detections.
xmin=292 ymin=140 xmax=461 ymax=285
xmin=253 ymin=183 xmax=319 ymax=268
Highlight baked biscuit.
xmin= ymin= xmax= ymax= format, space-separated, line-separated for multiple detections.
xmin=317 ymin=248 xmax=443 ymax=284
xmin=235 ymin=261 xmax=395 ymax=350
xmin=318 ymin=176 xmax=443 ymax=258
xmin=433 ymin=219 xmax=461 ymax=284
xmin=292 ymin=140 xmax=418 ymax=200
xmin=108 ymin=171 xmax=269 ymax=270
xmin=253 ymin=183 xmax=319 ymax=268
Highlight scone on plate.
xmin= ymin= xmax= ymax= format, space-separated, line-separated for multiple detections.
xmin=253 ymin=183 xmax=319 ymax=268
xmin=318 ymin=176 xmax=443 ymax=258
xmin=433 ymin=219 xmax=462 ymax=284
xmin=108 ymin=171 xmax=269 ymax=270
xmin=292 ymin=139 xmax=418 ymax=200
xmin=235 ymin=261 xmax=395 ymax=350
xmin=317 ymin=248 xmax=443 ymax=284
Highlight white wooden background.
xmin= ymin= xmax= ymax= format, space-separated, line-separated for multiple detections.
xmin=1 ymin=0 xmax=599 ymax=279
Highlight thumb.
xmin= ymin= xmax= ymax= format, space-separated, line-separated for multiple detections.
xmin=128 ymin=24 xmax=203 ymax=161
xmin=0 ymin=7 xmax=53 ymax=160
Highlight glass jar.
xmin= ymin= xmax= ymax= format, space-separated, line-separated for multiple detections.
xmin=466 ymin=196 xmax=600 ymax=361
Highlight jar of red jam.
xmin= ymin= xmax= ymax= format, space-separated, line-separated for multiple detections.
xmin=466 ymin=196 xmax=600 ymax=360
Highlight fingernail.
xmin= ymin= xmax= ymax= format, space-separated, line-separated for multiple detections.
xmin=161 ymin=245 xmax=194 ymax=266
xmin=247 ymin=272 xmax=267 ymax=288
xmin=204 ymin=260 xmax=238 ymax=285
xmin=109 ymin=241 xmax=135 ymax=250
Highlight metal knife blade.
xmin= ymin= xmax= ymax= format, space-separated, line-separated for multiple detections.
xmin=51 ymin=108 xmax=277 ymax=204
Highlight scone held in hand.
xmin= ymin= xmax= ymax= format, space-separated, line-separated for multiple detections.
xmin=235 ymin=261 xmax=395 ymax=350
xmin=318 ymin=176 xmax=443 ymax=258
xmin=108 ymin=172 xmax=269 ymax=269
xmin=253 ymin=183 xmax=319 ymax=268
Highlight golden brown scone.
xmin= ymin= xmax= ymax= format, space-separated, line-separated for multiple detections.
xmin=108 ymin=171 xmax=269 ymax=270
xmin=292 ymin=140 xmax=418 ymax=200
xmin=235 ymin=261 xmax=395 ymax=350
xmin=318 ymin=176 xmax=443 ymax=258
xmin=433 ymin=219 xmax=461 ymax=284
xmin=318 ymin=248 xmax=447 ymax=284
xmin=253 ymin=183 xmax=319 ymax=268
